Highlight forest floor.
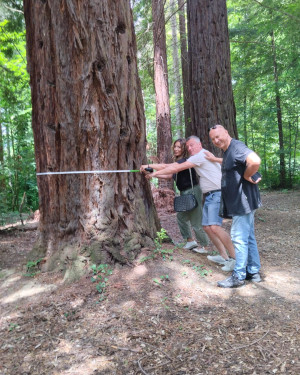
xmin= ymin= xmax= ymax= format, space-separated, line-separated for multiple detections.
xmin=0 ymin=190 xmax=299 ymax=375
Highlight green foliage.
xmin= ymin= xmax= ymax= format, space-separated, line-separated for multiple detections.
xmin=8 ymin=322 xmax=19 ymax=332
xmin=154 ymin=227 xmax=169 ymax=249
xmin=182 ymin=259 xmax=212 ymax=277
xmin=153 ymin=274 xmax=170 ymax=286
xmin=0 ymin=14 xmax=37 ymax=216
xmin=24 ymin=258 xmax=43 ymax=277
xmin=139 ymin=228 xmax=173 ymax=263
xmin=228 ymin=0 xmax=300 ymax=188
xmin=160 ymin=296 xmax=170 ymax=309
xmin=90 ymin=264 xmax=113 ymax=302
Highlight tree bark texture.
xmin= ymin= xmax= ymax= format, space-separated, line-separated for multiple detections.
xmin=187 ymin=0 xmax=237 ymax=154
xmin=170 ymin=0 xmax=183 ymax=138
xmin=152 ymin=0 xmax=173 ymax=189
xmin=178 ymin=0 xmax=191 ymax=135
xmin=23 ymin=0 xmax=160 ymax=274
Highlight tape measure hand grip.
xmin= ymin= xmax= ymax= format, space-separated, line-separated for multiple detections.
xmin=145 ymin=167 xmax=154 ymax=173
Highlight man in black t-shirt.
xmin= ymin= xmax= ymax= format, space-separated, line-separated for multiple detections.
xmin=208 ymin=125 xmax=262 ymax=288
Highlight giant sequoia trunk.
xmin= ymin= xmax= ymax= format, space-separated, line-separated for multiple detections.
xmin=152 ymin=0 xmax=173 ymax=189
xmin=187 ymin=0 xmax=237 ymax=153
xmin=23 ymin=0 xmax=160 ymax=279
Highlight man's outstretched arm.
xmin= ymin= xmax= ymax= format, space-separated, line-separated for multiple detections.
xmin=148 ymin=161 xmax=196 ymax=178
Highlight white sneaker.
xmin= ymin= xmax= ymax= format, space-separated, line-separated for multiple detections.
xmin=192 ymin=247 xmax=209 ymax=254
xmin=221 ymin=258 xmax=236 ymax=272
xmin=207 ymin=255 xmax=226 ymax=264
xmin=183 ymin=241 xmax=198 ymax=250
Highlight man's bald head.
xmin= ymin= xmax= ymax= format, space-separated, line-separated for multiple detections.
xmin=209 ymin=125 xmax=232 ymax=151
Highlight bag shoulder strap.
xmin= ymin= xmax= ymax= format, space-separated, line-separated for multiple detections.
xmin=175 ymin=169 xmax=195 ymax=194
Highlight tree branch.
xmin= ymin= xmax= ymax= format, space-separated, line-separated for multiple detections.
xmin=3 ymin=4 xmax=24 ymax=14
xmin=252 ymin=0 xmax=300 ymax=21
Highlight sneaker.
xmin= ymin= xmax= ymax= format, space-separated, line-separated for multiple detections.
xmin=217 ymin=273 xmax=245 ymax=288
xmin=246 ymin=271 xmax=261 ymax=283
xmin=192 ymin=247 xmax=209 ymax=254
xmin=183 ymin=241 xmax=198 ymax=250
xmin=221 ymin=258 xmax=236 ymax=272
xmin=207 ymin=255 xmax=226 ymax=265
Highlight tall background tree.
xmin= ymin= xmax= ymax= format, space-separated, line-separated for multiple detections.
xmin=177 ymin=0 xmax=191 ymax=135
xmin=170 ymin=0 xmax=183 ymax=138
xmin=23 ymin=0 xmax=160 ymax=278
xmin=152 ymin=0 xmax=173 ymax=189
xmin=186 ymin=0 xmax=237 ymax=153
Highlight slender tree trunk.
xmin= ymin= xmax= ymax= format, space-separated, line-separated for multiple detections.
xmin=170 ymin=0 xmax=183 ymax=138
xmin=271 ymin=30 xmax=286 ymax=188
xmin=10 ymin=129 xmax=19 ymax=211
xmin=292 ymin=116 xmax=299 ymax=183
xmin=4 ymin=124 xmax=12 ymax=208
xmin=263 ymin=130 xmax=267 ymax=184
xmin=23 ymin=0 xmax=160 ymax=278
xmin=0 ymin=121 xmax=3 ymax=165
xmin=0 ymin=121 xmax=6 ymax=204
xmin=288 ymin=121 xmax=292 ymax=187
xmin=152 ymin=0 xmax=173 ymax=189
xmin=178 ymin=0 xmax=191 ymax=135
xmin=243 ymin=94 xmax=248 ymax=146
xmin=5 ymin=124 xmax=11 ymax=159
xmin=187 ymin=0 xmax=237 ymax=153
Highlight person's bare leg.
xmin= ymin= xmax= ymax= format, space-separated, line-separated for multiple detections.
xmin=204 ymin=226 xmax=229 ymax=260
xmin=209 ymin=225 xmax=235 ymax=259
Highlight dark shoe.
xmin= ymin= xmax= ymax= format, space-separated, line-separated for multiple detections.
xmin=217 ymin=274 xmax=245 ymax=288
xmin=246 ymin=272 xmax=261 ymax=283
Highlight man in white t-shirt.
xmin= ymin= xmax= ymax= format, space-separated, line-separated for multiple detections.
xmin=141 ymin=136 xmax=235 ymax=271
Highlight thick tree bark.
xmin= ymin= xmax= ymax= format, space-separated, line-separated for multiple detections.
xmin=178 ymin=0 xmax=191 ymax=135
xmin=23 ymin=0 xmax=160 ymax=278
xmin=187 ymin=0 xmax=237 ymax=154
xmin=152 ymin=0 xmax=173 ymax=189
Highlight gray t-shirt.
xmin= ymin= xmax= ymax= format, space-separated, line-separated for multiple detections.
xmin=222 ymin=139 xmax=262 ymax=215
xmin=188 ymin=149 xmax=222 ymax=193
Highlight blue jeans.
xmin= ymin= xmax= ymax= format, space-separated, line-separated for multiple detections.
xmin=231 ymin=211 xmax=261 ymax=280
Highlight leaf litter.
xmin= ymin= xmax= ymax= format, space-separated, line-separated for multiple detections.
xmin=0 ymin=190 xmax=299 ymax=374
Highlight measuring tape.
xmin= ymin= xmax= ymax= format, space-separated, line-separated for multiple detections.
xmin=36 ymin=169 xmax=140 ymax=176
xmin=36 ymin=167 xmax=153 ymax=176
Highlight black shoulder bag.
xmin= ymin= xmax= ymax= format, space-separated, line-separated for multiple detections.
xmin=174 ymin=169 xmax=198 ymax=212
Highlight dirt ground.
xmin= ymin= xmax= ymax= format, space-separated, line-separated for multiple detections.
xmin=0 ymin=190 xmax=299 ymax=375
